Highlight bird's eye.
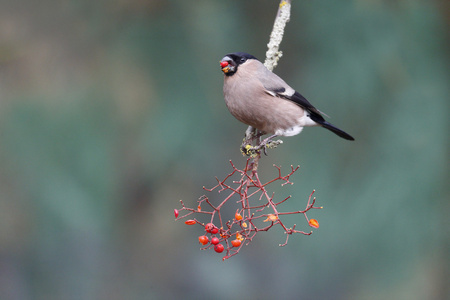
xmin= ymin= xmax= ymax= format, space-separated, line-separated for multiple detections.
xmin=240 ymin=57 xmax=247 ymax=63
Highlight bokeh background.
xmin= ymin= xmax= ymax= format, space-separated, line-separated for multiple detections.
xmin=0 ymin=0 xmax=448 ymax=299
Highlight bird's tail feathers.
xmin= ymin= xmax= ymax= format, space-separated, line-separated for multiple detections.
xmin=318 ymin=109 xmax=330 ymax=118
xmin=309 ymin=113 xmax=354 ymax=140
xmin=320 ymin=121 xmax=354 ymax=141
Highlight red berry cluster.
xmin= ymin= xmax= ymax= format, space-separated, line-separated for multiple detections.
xmin=174 ymin=159 xmax=322 ymax=260
xmin=195 ymin=223 xmax=242 ymax=255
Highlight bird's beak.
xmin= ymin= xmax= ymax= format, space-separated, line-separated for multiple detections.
xmin=220 ymin=56 xmax=233 ymax=74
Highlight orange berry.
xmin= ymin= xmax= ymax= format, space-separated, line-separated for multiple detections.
xmin=235 ymin=210 xmax=243 ymax=221
xmin=185 ymin=219 xmax=196 ymax=225
xmin=263 ymin=214 xmax=278 ymax=222
xmin=231 ymin=239 xmax=241 ymax=247
xmin=309 ymin=219 xmax=319 ymax=228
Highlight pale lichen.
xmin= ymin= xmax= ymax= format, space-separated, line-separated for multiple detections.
xmin=264 ymin=0 xmax=291 ymax=71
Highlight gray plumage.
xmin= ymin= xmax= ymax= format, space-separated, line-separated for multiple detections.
xmin=220 ymin=52 xmax=354 ymax=141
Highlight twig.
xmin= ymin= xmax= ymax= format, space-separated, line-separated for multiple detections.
xmin=175 ymin=160 xmax=321 ymax=260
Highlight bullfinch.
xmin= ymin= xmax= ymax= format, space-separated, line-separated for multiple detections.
xmin=220 ymin=52 xmax=354 ymax=148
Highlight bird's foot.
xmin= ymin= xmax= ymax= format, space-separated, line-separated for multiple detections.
xmin=255 ymin=137 xmax=283 ymax=155
xmin=240 ymin=127 xmax=265 ymax=157
xmin=264 ymin=139 xmax=284 ymax=150
xmin=240 ymin=144 xmax=261 ymax=157
xmin=240 ymin=134 xmax=283 ymax=156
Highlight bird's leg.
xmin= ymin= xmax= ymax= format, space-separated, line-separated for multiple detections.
xmin=241 ymin=128 xmax=282 ymax=156
xmin=256 ymin=134 xmax=284 ymax=155
xmin=256 ymin=134 xmax=277 ymax=150
xmin=261 ymin=134 xmax=269 ymax=156
xmin=255 ymin=130 xmax=264 ymax=142
xmin=241 ymin=126 xmax=259 ymax=156
xmin=245 ymin=126 xmax=257 ymax=142
xmin=255 ymin=130 xmax=266 ymax=154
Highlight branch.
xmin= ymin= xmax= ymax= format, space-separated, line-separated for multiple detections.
xmin=264 ymin=0 xmax=292 ymax=71
xmin=175 ymin=159 xmax=321 ymax=260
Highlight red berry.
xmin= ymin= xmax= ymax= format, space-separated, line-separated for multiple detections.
xmin=214 ymin=244 xmax=224 ymax=253
xmin=211 ymin=227 xmax=219 ymax=234
xmin=205 ymin=223 xmax=215 ymax=233
xmin=174 ymin=209 xmax=179 ymax=218
xmin=198 ymin=235 xmax=209 ymax=245
xmin=211 ymin=236 xmax=220 ymax=245
xmin=231 ymin=239 xmax=241 ymax=247
xmin=184 ymin=220 xmax=196 ymax=225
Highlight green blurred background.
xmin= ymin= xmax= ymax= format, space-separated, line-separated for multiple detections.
xmin=0 ymin=0 xmax=448 ymax=299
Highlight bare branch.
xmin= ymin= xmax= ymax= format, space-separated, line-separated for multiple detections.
xmin=175 ymin=160 xmax=321 ymax=260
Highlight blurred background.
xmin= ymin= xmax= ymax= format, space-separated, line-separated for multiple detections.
xmin=0 ymin=0 xmax=448 ymax=299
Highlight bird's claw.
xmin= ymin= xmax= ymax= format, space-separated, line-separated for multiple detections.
xmin=264 ymin=139 xmax=283 ymax=149
xmin=240 ymin=138 xmax=283 ymax=157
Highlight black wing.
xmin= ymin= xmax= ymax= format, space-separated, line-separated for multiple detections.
xmin=285 ymin=91 xmax=323 ymax=118
xmin=270 ymin=89 xmax=355 ymax=140
xmin=270 ymin=88 xmax=324 ymax=121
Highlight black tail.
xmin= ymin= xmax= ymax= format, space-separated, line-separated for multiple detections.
xmin=321 ymin=121 xmax=354 ymax=140
xmin=309 ymin=114 xmax=354 ymax=141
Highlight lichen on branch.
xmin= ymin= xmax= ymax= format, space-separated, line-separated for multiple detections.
xmin=264 ymin=0 xmax=292 ymax=71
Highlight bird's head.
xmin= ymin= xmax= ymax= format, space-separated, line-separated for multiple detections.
xmin=220 ymin=52 xmax=257 ymax=76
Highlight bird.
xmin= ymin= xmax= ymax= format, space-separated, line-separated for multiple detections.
xmin=220 ymin=52 xmax=354 ymax=151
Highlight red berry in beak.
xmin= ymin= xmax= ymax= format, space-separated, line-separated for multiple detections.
xmin=220 ymin=61 xmax=229 ymax=68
